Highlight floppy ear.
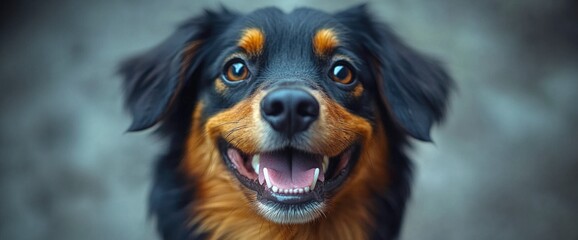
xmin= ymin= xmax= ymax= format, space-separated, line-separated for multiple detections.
xmin=119 ymin=9 xmax=237 ymax=132
xmin=335 ymin=5 xmax=452 ymax=141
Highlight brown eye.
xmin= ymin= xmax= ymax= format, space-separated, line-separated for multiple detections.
xmin=329 ymin=62 xmax=354 ymax=84
xmin=224 ymin=60 xmax=250 ymax=82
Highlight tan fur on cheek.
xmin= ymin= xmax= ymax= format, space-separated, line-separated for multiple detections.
xmin=323 ymin=119 xmax=390 ymax=239
xmin=214 ymin=78 xmax=227 ymax=94
xmin=181 ymin=102 xmax=266 ymax=239
xmin=204 ymin=91 xmax=266 ymax=154
xmin=352 ymin=84 xmax=364 ymax=98
xmin=309 ymin=91 xmax=373 ymax=157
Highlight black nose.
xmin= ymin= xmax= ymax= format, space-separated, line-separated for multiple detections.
xmin=260 ymin=88 xmax=319 ymax=136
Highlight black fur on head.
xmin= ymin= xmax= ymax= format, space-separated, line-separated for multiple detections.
xmin=120 ymin=5 xmax=452 ymax=141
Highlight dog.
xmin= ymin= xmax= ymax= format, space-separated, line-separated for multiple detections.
xmin=120 ymin=4 xmax=452 ymax=240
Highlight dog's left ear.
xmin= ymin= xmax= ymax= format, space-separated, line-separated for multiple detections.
xmin=335 ymin=5 xmax=453 ymax=141
xmin=119 ymin=9 xmax=237 ymax=132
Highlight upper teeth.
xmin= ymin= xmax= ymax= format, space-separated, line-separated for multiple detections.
xmin=263 ymin=167 xmax=272 ymax=189
xmin=311 ymin=168 xmax=319 ymax=191
xmin=252 ymin=155 xmax=260 ymax=174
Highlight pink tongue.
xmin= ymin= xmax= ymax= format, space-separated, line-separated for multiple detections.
xmin=257 ymin=150 xmax=324 ymax=189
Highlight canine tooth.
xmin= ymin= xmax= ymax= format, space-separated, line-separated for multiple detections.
xmin=322 ymin=156 xmax=329 ymax=174
xmin=304 ymin=186 xmax=310 ymax=192
xmin=311 ymin=168 xmax=319 ymax=190
xmin=272 ymin=186 xmax=278 ymax=193
xmin=298 ymin=188 xmax=304 ymax=194
xmin=263 ymin=168 xmax=272 ymax=188
xmin=251 ymin=155 xmax=260 ymax=174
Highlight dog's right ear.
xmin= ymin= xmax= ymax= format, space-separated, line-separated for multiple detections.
xmin=335 ymin=5 xmax=452 ymax=141
xmin=119 ymin=9 xmax=237 ymax=132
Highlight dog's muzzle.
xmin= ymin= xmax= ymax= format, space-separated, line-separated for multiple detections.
xmin=218 ymin=86 xmax=360 ymax=223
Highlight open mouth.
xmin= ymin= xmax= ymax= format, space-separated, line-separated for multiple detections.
xmin=218 ymin=140 xmax=359 ymax=214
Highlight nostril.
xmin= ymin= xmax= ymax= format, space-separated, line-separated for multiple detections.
xmin=297 ymin=100 xmax=319 ymax=117
xmin=262 ymin=98 xmax=284 ymax=117
xmin=268 ymin=100 xmax=284 ymax=116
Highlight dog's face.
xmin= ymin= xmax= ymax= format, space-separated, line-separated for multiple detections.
xmin=200 ymin=9 xmax=377 ymax=223
xmin=121 ymin=5 xmax=451 ymax=229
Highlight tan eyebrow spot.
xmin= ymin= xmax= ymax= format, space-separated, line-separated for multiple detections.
xmin=313 ymin=28 xmax=339 ymax=57
xmin=238 ymin=28 xmax=265 ymax=57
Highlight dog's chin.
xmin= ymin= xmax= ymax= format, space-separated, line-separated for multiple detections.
xmin=218 ymin=139 xmax=360 ymax=224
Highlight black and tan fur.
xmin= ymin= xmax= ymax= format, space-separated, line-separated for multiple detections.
xmin=120 ymin=5 xmax=452 ymax=240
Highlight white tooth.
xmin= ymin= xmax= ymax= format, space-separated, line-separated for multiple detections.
xmin=311 ymin=168 xmax=319 ymax=190
xmin=252 ymin=155 xmax=260 ymax=174
xmin=272 ymin=186 xmax=279 ymax=193
xmin=322 ymin=156 xmax=329 ymax=174
xmin=289 ymin=189 xmax=294 ymax=194
xmin=298 ymin=188 xmax=304 ymax=194
xmin=263 ymin=168 xmax=272 ymax=188
xmin=284 ymin=189 xmax=289 ymax=194
xmin=305 ymin=186 xmax=310 ymax=192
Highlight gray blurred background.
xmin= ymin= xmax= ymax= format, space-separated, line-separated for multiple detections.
xmin=1 ymin=0 xmax=577 ymax=239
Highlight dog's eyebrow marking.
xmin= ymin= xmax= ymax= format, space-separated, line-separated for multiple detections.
xmin=313 ymin=28 xmax=339 ymax=57
xmin=238 ymin=28 xmax=265 ymax=57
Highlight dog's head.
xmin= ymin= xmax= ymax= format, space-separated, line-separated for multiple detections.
xmin=121 ymin=5 xmax=451 ymax=227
